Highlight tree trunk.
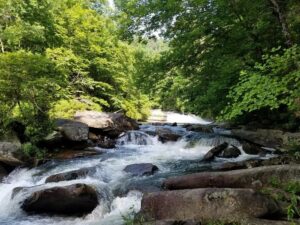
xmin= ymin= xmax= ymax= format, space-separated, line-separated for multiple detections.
xmin=269 ymin=0 xmax=293 ymax=47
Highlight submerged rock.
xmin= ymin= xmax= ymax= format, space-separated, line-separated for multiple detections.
xmin=124 ymin=163 xmax=159 ymax=176
xmin=140 ymin=188 xmax=281 ymax=223
xmin=22 ymin=183 xmax=98 ymax=216
xmin=74 ymin=111 xmax=139 ymax=138
xmin=163 ymin=165 xmax=300 ymax=190
xmin=45 ymin=167 xmax=96 ymax=183
xmin=118 ymin=131 xmax=152 ymax=145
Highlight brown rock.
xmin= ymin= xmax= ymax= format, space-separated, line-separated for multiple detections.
xmin=140 ymin=188 xmax=281 ymax=223
xmin=45 ymin=167 xmax=96 ymax=183
xmin=202 ymin=142 xmax=230 ymax=161
xmin=21 ymin=183 xmax=98 ymax=215
xmin=163 ymin=165 xmax=300 ymax=190
xmin=49 ymin=149 xmax=101 ymax=160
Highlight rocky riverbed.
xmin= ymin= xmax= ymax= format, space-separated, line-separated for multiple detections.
xmin=0 ymin=111 xmax=299 ymax=225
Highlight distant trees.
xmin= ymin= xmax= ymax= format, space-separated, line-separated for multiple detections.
xmin=117 ymin=0 xmax=300 ymax=125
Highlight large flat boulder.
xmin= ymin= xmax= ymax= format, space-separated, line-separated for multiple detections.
xmin=140 ymin=188 xmax=281 ymax=223
xmin=21 ymin=183 xmax=98 ymax=216
xmin=74 ymin=111 xmax=139 ymax=137
xmin=231 ymin=128 xmax=300 ymax=149
xmin=45 ymin=167 xmax=96 ymax=183
xmin=163 ymin=165 xmax=300 ymax=190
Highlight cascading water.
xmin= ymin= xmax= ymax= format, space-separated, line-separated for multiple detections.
xmin=0 ymin=124 xmax=274 ymax=225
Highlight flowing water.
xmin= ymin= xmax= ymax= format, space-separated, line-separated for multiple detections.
xmin=0 ymin=124 xmax=274 ymax=225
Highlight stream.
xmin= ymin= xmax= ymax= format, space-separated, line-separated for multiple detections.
xmin=0 ymin=122 xmax=274 ymax=225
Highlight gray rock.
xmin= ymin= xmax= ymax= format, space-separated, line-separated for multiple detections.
xmin=55 ymin=119 xmax=89 ymax=142
xmin=74 ymin=111 xmax=139 ymax=137
xmin=124 ymin=163 xmax=159 ymax=176
xmin=21 ymin=183 xmax=99 ymax=216
xmin=0 ymin=133 xmax=25 ymax=166
xmin=156 ymin=128 xmax=182 ymax=142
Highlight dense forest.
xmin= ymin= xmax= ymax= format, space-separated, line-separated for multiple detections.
xmin=0 ymin=0 xmax=300 ymax=153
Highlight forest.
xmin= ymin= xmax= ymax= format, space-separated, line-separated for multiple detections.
xmin=0 ymin=1 xmax=300 ymax=225
xmin=1 ymin=0 xmax=300 ymax=151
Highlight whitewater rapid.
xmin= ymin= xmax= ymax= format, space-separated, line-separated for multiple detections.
xmin=0 ymin=125 xmax=272 ymax=225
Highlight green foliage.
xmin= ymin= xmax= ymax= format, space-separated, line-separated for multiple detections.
xmin=117 ymin=0 xmax=300 ymax=122
xmin=222 ymin=46 xmax=300 ymax=121
xmin=50 ymin=98 xmax=102 ymax=119
xmin=22 ymin=142 xmax=46 ymax=159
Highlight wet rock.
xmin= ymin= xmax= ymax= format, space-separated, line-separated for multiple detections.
xmin=118 ymin=131 xmax=152 ymax=146
xmin=124 ymin=163 xmax=159 ymax=176
xmin=21 ymin=183 xmax=98 ymax=216
xmin=242 ymin=142 xmax=264 ymax=155
xmin=55 ymin=119 xmax=89 ymax=142
xmin=74 ymin=111 xmax=139 ymax=138
xmin=185 ymin=124 xmax=214 ymax=133
xmin=45 ymin=167 xmax=96 ymax=183
xmin=156 ymin=128 xmax=182 ymax=142
xmin=140 ymin=188 xmax=281 ymax=223
xmin=97 ymin=136 xmax=116 ymax=149
xmin=217 ymin=145 xmax=241 ymax=158
xmin=202 ymin=142 xmax=228 ymax=161
xmin=48 ymin=149 xmax=101 ymax=160
xmin=0 ymin=163 xmax=8 ymax=182
xmin=163 ymin=165 xmax=300 ymax=190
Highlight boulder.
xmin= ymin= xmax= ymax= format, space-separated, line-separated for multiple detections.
xmin=21 ymin=183 xmax=98 ymax=215
xmin=231 ymin=128 xmax=300 ymax=149
xmin=242 ymin=142 xmax=264 ymax=155
xmin=156 ymin=128 xmax=182 ymax=142
xmin=74 ymin=111 xmax=139 ymax=138
xmin=202 ymin=142 xmax=241 ymax=161
xmin=140 ymin=188 xmax=281 ymax=223
xmin=163 ymin=165 xmax=300 ymax=190
xmin=0 ymin=133 xmax=26 ymax=166
xmin=45 ymin=167 xmax=96 ymax=183
xmin=48 ymin=149 xmax=101 ymax=160
xmin=218 ymin=145 xmax=241 ymax=158
xmin=124 ymin=163 xmax=159 ymax=176
xmin=55 ymin=119 xmax=89 ymax=142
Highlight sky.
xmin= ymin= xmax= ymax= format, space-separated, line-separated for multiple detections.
xmin=108 ymin=0 xmax=115 ymax=9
